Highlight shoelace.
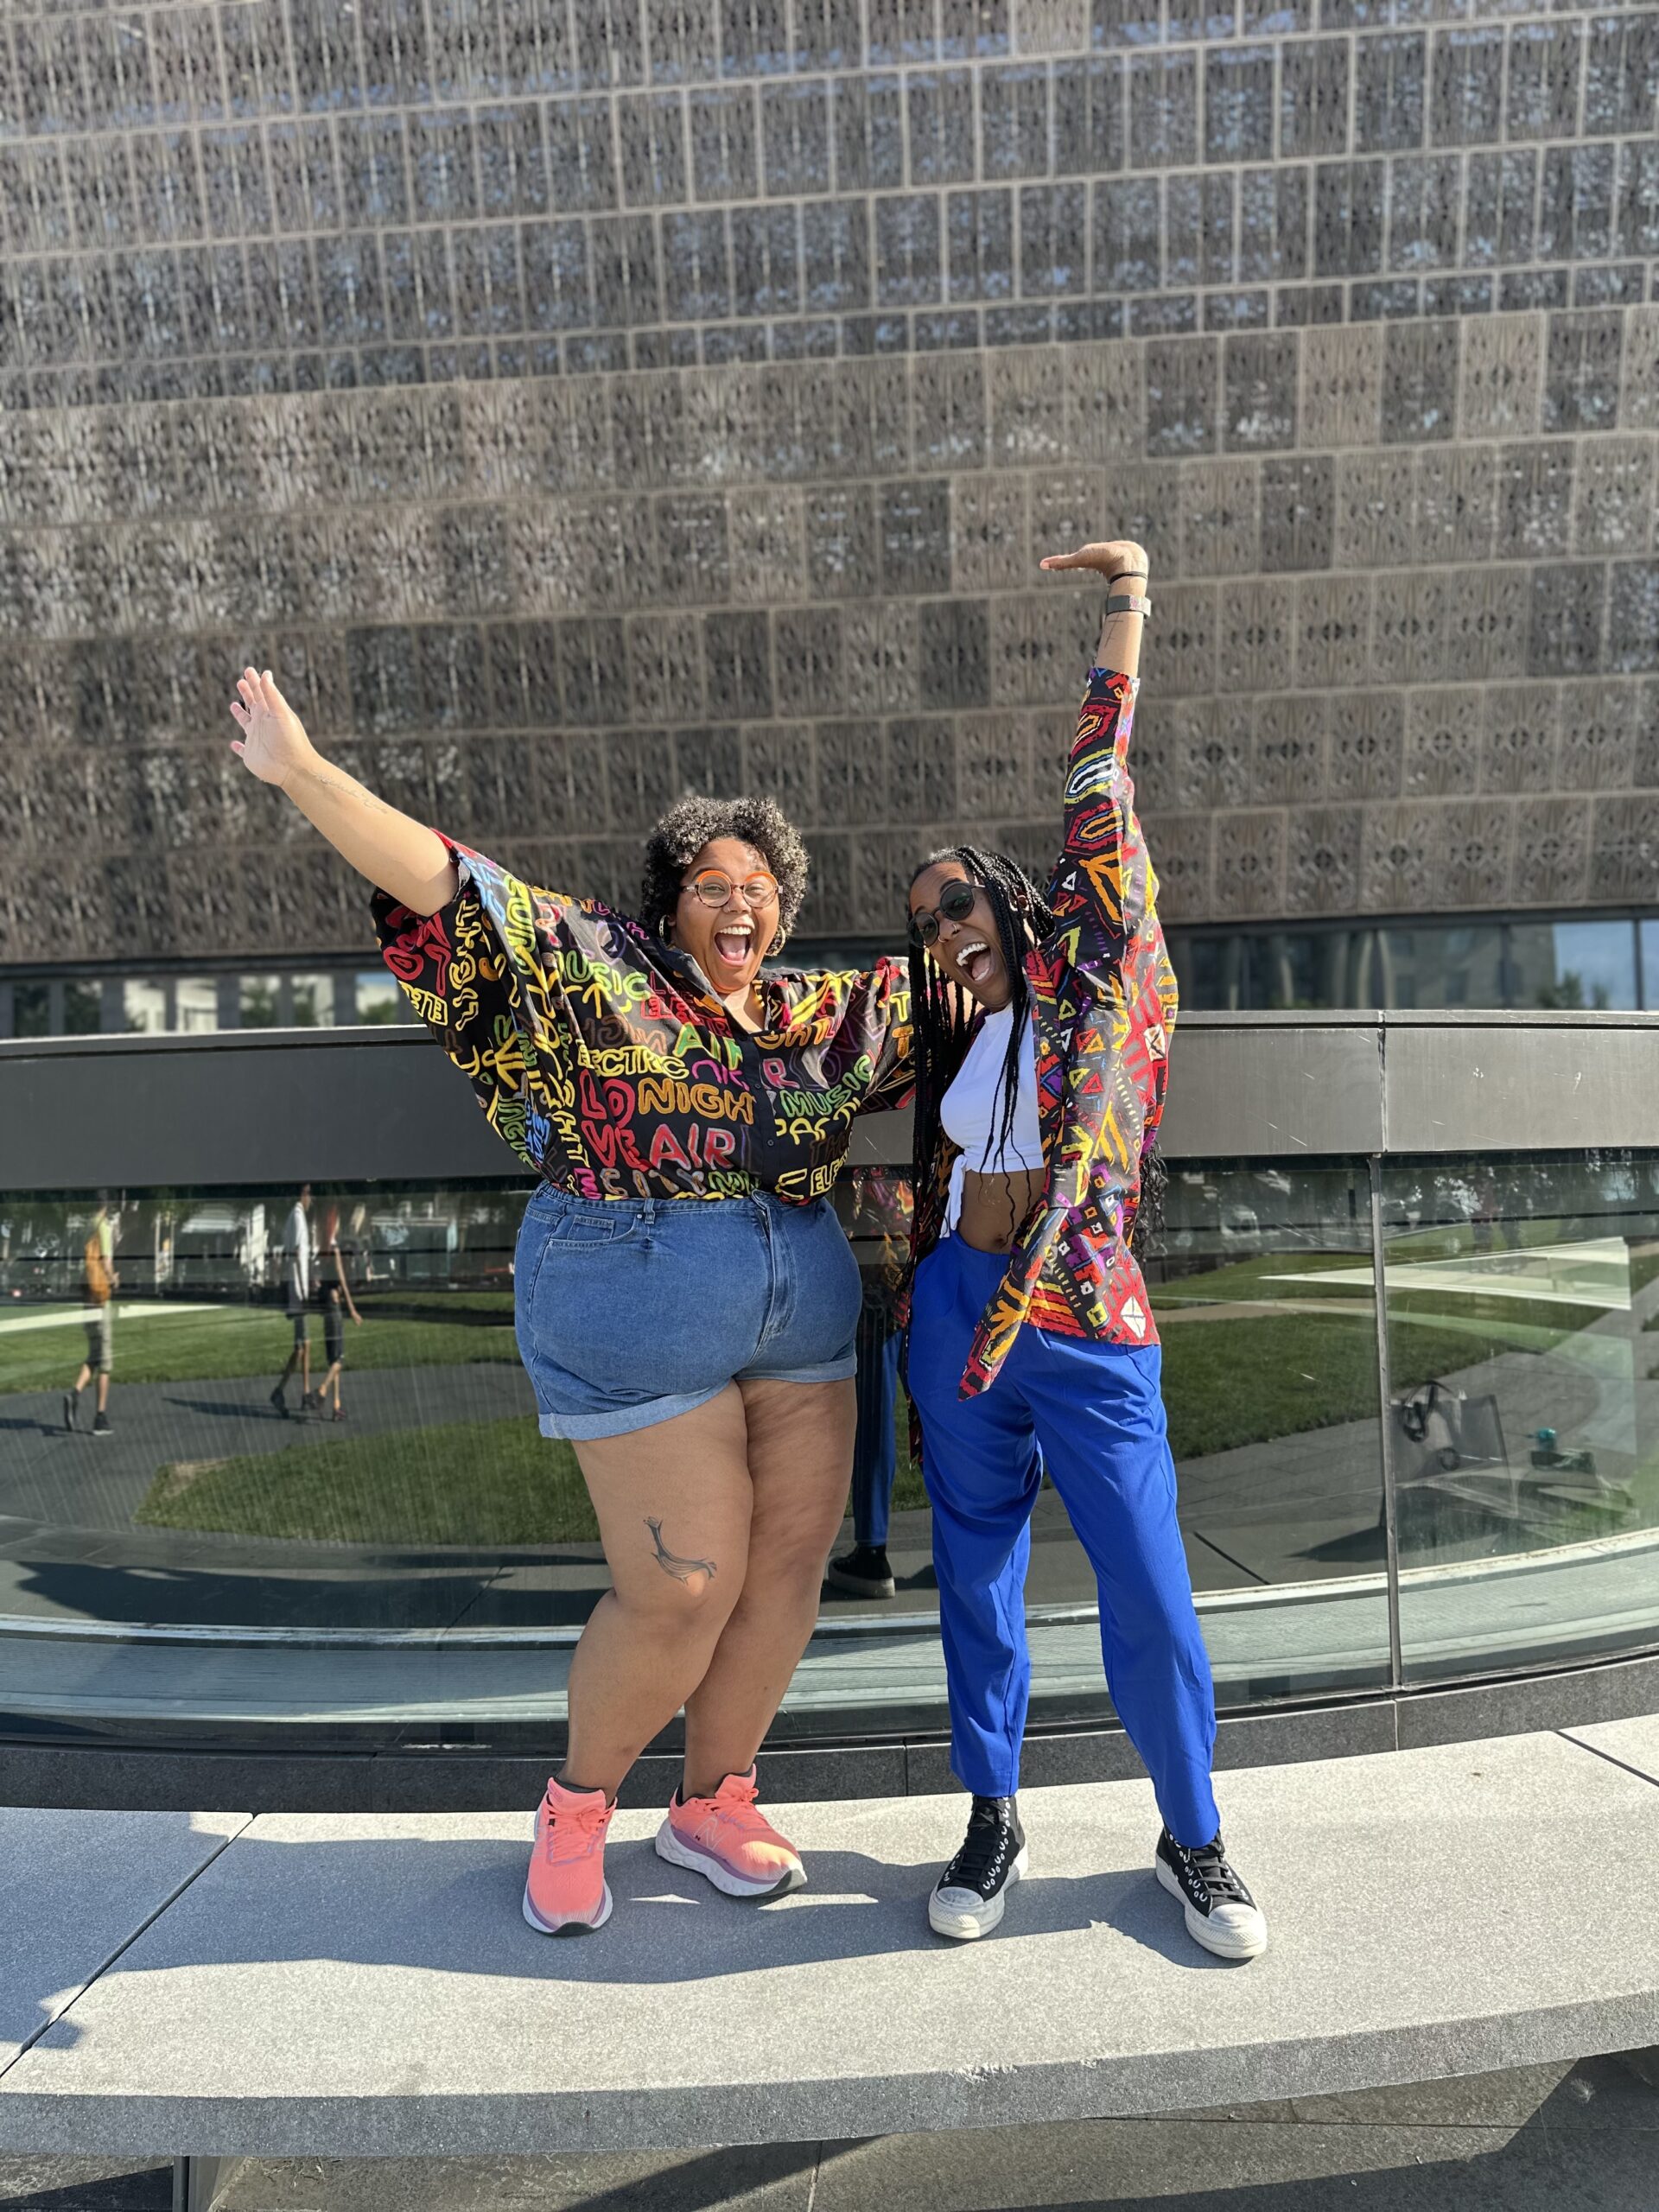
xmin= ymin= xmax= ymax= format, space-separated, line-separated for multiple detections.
xmin=691 ymin=1780 xmax=774 ymax=1842
xmin=543 ymin=1797 xmax=611 ymax=1866
xmin=1176 ymin=1834 xmax=1249 ymax=1904
xmin=943 ymin=1805 xmax=1017 ymax=1893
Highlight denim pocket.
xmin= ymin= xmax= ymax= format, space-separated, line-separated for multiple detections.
xmin=543 ymin=1206 xmax=642 ymax=1249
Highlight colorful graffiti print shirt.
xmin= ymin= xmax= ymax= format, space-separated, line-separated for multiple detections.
xmin=908 ymin=666 xmax=1176 ymax=1398
xmin=372 ymin=840 xmax=912 ymax=1205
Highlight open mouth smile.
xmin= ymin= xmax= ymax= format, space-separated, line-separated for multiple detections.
xmin=957 ymin=938 xmax=996 ymax=988
xmin=712 ymin=920 xmax=755 ymax=973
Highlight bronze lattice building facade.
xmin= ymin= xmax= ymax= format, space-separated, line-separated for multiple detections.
xmin=1 ymin=0 xmax=1656 ymax=1007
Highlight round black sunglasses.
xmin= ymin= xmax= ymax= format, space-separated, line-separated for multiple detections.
xmin=908 ymin=878 xmax=978 ymax=950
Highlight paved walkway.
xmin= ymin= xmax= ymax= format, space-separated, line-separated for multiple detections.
xmin=1 ymin=1722 xmax=1656 ymax=2161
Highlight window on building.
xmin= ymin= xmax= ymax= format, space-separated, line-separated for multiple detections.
xmin=1170 ymin=935 xmax=1244 ymax=1010
xmin=63 ymin=982 xmax=101 ymax=1034
xmin=13 ymin=984 xmax=49 ymax=1038
xmin=1244 ymin=929 xmax=1376 ymax=1011
xmin=353 ymin=972 xmax=402 ymax=1025
xmin=1509 ymin=920 xmax=1638 ymax=1012
xmin=289 ymin=975 xmax=337 ymax=1027
xmin=1372 ymin=925 xmax=1507 ymax=1009
xmin=122 ymin=981 xmax=167 ymax=1033
xmin=174 ymin=978 xmax=220 ymax=1034
xmin=239 ymin=976 xmax=281 ymax=1029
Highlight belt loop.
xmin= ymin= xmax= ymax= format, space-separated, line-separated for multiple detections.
xmin=642 ymin=1198 xmax=657 ymax=1228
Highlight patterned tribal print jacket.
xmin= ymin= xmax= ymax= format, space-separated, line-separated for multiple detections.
xmin=909 ymin=666 xmax=1176 ymax=1398
xmin=373 ymin=837 xmax=912 ymax=1205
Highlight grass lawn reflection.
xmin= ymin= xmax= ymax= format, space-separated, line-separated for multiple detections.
xmin=0 ymin=1288 xmax=519 ymax=1398
xmin=124 ymin=1291 xmax=1578 ymax=1551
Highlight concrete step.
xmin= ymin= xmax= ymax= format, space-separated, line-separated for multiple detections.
xmin=0 ymin=1723 xmax=1656 ymax=2160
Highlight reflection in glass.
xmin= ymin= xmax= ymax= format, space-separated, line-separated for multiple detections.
xmin=1132 ymin=1161 xmax=1391 ymax=1707
xmin=1243 ymin=930 xmax=1370 ymax=1011
xmin=1168 ymin=918 xmax=1649 ymax=1014
xmin=1170 ymin=931 xmax=1243 ymax=1010
xmin=1508 ymin=920 xmax=1637 ymax=1010
xmin=289 ymin=974 xmax=337 ymax=1027
xmin=1375 ymin=924 xmax=1505 ymax=1009
xmin=12 ymin=984 xmax=50 ymax=1038
xmin=990 ymin=1166 xmax=1393 ymax=1730
xmin=0 ymin=1184 xmax=546 ymax=1633
xmin=175 ymin=977 xmax=220 ymax=1033
xmin=4 ymin=1157 xmax=1657 ymax=1743
xmin=239 ymin=975 xmax=281 ymax=1028
xmin=122 ymin=979 xmax=167 ymax=1033
xmin=353 ymin=971 xmax=403 ymax=1024
xmin=1383 ymin=1153 xmax=1659 ymax=1681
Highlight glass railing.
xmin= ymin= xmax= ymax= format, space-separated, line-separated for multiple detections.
xmin=1380 ymin=1154 xmax=1659 ymax=1684
xmin=4 ymin=1134 xmax=1657 ymax=1748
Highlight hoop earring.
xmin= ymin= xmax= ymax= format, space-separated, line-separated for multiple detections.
xmin=766 ymin=928 xmax=786 ymax=958
xmin=658 ymin=916 xmax=673 ymax=943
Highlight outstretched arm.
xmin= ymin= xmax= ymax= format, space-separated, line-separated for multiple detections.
xmin=1039 ymin=537 xmax=1149 ymax=683
xmin=228 ymin=668 xmax=459 ymax=917
xmin=1034 ymin=539 xmax=1154 ymax=945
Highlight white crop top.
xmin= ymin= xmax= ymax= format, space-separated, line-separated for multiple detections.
xmin=940 ymin=1005 xmax=1046 ymax=1232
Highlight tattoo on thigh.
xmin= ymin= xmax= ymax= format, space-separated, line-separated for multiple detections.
xmin=645 ymin=1516 xmax=716 ymax=1583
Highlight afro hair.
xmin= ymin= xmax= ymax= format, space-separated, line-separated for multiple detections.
xmin=638 ymin=792 xmax=810 ymax=957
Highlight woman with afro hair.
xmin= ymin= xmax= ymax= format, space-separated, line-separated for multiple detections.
xmin=226 ymin=679 xmax=910 ymax=1937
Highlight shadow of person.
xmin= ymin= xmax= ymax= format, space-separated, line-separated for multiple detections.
xmin=415 ymin=1840 xmax=1232 ymax=1986
xmin=163 ymin=1394 xmax=301 ymax=1421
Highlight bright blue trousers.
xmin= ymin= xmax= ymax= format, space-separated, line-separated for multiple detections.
xmin=907 ymin=1234 xmax=1221 ymax=1847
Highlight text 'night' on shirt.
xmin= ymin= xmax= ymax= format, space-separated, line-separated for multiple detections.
xmin=372 ymin=841 xmax=912 ymax=1205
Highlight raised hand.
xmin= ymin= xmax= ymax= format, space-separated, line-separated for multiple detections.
xmin=228 ymin=667 xmax=315 ymax=789
xmin=226 ymin=663 xmax=458 ymax=914
xmin=1038 ymin=539 xmax=1150 ymax=582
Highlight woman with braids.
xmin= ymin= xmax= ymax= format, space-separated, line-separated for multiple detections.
xmin=226 ymin=673 xmax=908 ymax=1936
xmin=902 ymin=538 xmax=1267 ymax=1958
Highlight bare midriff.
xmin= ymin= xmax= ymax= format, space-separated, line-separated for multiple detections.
xmin=956 ymin=1166 xmax=1047 ymax=1256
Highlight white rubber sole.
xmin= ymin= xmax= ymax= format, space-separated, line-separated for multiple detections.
xmin=824 ymin=1566 xmax=897 ymax=1599
xmin=929 ymin=1844 xmax=1029 ymax=1941
xmin=1155 ymin=1857 xmax=1268 ymax=1960
xmin=522 ymin=1878 xmax=613 ymax=1936
xmin=654 ymin=1820 xmax=807 ymax=1900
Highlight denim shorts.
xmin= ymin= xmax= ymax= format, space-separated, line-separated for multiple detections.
xmin=514 ymin=1184 xmax=861 ymax=1441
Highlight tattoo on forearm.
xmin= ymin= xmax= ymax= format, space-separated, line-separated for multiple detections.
xmin=645 ymin=1517 xmax=715 ymax=1582
xmin=310 ymin=767 xmax=396 ymax=817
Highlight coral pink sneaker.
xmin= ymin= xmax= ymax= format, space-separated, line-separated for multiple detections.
xmin=523 ymin=1776 xmax=613 ymax=1936
xmin=654 ymin=1767 xmax=806 ymax=1900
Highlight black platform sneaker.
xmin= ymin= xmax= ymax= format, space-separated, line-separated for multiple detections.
xmin=825 ymin=1543 xmax=896 ymax=1599
xmin=929 ymin=1796 xmax=1028 ymax=1941
xmin=1154 ymin=1828 xmax=1267 ymax=1960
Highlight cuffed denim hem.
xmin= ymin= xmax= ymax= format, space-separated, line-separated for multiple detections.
xmin=537 ymin=1381 xmax=731 ymax=1442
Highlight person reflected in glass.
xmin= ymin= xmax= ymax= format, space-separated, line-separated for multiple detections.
xmin=63 ymin=1192 xmax=118 ymax=1438
xmin=228 ymin=673 xmax=910 ymax=1936
xmin=901 ymin=540 xmax=1267 ymax=1959
xmin=827 ymin=1166 xmax=914 ymax=1600
xmin=315 ymin=1201 xmax=363 ymax=1422
xmin=270 ymin=1183 xmax=314 ymax=1419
